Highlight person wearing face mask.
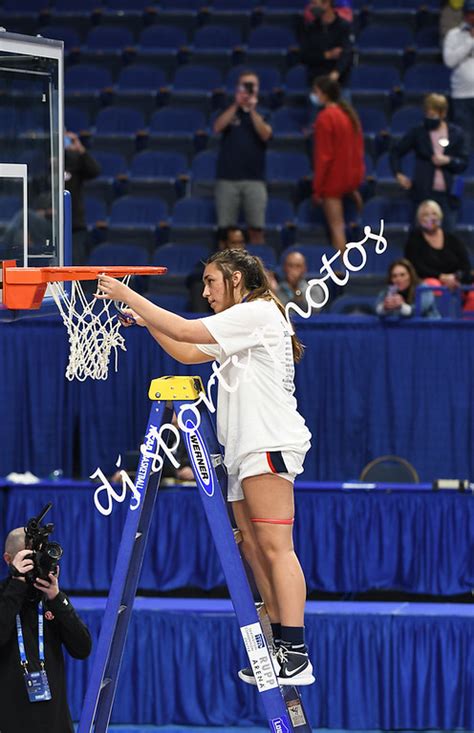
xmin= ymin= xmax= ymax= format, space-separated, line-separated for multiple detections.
xmin=443 ymin=0 xmax=474 ymax=152
xmin=375 ymin=258 xmax=440 ymax=319
xmin=389 ymin=93 xmax=468 ymax=232
xmin=404 ymin=200 xmax=472 ymax=308
xmin=298 ymin=0 xmax=354 ymax=87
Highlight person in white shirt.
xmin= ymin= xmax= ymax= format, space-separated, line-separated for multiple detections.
xmin=95 ymin=249 xmax=314 ymax=687
xmin=443 ymin=0 xmax=474 ymax=152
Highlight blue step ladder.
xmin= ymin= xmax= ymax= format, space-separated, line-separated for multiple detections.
xmin=77 ymin=376 xmax=313 ymax=733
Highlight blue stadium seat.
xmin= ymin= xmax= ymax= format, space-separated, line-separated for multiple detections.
xmin=3 ymin=0 xmax=49 ymax=10
xmin=390 ymin=105 xmax=423 ymax=136
xmin=94 ymin=106 xmax=146 ymax=136
xmin=350 ymin=64 xmax=401 ymax=94
xmin=138 ymin=25 xmax=188 ymax=51
xmin=41 ymin=26 xmax=81 ymax=50
xmin=329 ymin=294 xmax=377 ymax=315
xmin=356 ymin=24 xmax=414 ymax=58
xmin=296 ymin=198 xmax=328 ymax=237
xmin=403 ymin=64 xmax=451 ymax=97
xmin=117 ymin=64 xmax=167 ymax=92
xmin=266 ymin=197 xmax=296 ymax=248
xmin=190 ymin=150 xmax=217 ymax=196
xmin=357 ymin=106 xmax=390 ymax=157
xmin=247 ymin=25 xmax=296 ymax=50
xmin=109 ymin=196 xmax=168 ymax=227
xmin=170 ymin=196 xmax=216 ymax=243
xmin=108 ymin=196 xmax=169 ymax=247
xmin=266 ymin=151 xmax=311 ymax=201
xmin=160 ymin=0 xmax=204 ymax=8
xmin=91 ymin=152 xmax=126 ymax=179
xmin=55 ymin=0 xmax=103 ymax=12
xmin=85 ymin=151 xmax=128 ymax=202
xmin=129 ymin=151 xmax=188 ymax=203
xmin=246 ymin=244 xmax=277 ymax=270
xmin=173 ymin=64 xmax=223 ymax=93
xmin=213 ymin=0 xmax=260 ymax=8
xmin=65 ymin=64 xmax=113 ymax=94
xmin=149 ymin=107 xmax=208 ymax=155
xmin=374 ymin=151 xmax=414 ymax=195
xmin=87 ymin=242 xmax=149 ymax=267
xmin=271 ymin=106 xmax=310 ymax=135
xmin=85 ymin=26 xmax=134 ymax=50
xmin=415 ymin=26 xmax=440 ymax=50
xmin=65 ymin=107 xmax=90 ymax=132
xmin=459 ymin=197 xmax=474 ymax=226
xmin=84 ymin=196 xmax=108 ymax=227
xmin=362 ymin=195 xmax=413 ymax=229
xmin=193 ymin=24 xmax=242 ymax=50
xmin=285 ymin=65 xmax=308 ymax=96
xmin=153 ymin=243 xmax=211 ymax=275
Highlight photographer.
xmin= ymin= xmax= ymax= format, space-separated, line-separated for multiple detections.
xmin=213 ymin=70 xmax=272 ymax=245
xmin=0 ymin=523 xmax=91 ymax=732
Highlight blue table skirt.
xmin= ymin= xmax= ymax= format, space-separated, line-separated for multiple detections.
xmin=66 ymin=598 xmax=474 ymax=730
xmin=2 ymin=483 xmax=473 ymax=595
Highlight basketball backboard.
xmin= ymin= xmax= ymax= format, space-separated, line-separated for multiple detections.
xmin=0 ymin=30 xmax=66 ymax=318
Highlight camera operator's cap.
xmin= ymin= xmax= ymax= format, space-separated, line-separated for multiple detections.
xmin=464 ymin=0 xmax=474 ymax=12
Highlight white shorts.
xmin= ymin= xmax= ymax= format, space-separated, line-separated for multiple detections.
xmin=227 ymin=450 xmax=306 ymax=502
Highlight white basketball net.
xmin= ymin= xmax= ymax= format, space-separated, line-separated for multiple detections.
xmin=49 ymin=275 xmax=132 ymax=382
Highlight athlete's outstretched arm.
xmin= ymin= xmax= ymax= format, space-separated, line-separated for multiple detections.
xmin=96 ymin=275 xmax=215 ymax=344
xmin=146 ymin=326 xmax=213 ymax=364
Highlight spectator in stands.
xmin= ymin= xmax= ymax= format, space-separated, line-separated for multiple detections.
xmin=375 ymin=258 xmax=440 ymax=319
xmin=299 ymin=0 xmax=353 ymax=87
xmin=440 ymin=0 xmax=463 ymax=39
xmin=443 ymin=0 xmax=474 ymax=152
xmin=188 ymin=227 xmax=247 ymax=312
xmin=276 ymin=251 xmax=310 ymax=307
xmin=213 ymin=71 xmax=272 ymax=246
xmin=64 ymin=130 xmax=100 ymax=264
xmin=311 ymin=76 xmax=365 ymax=254
xmin=404 ymin=199 xmax=473 ymax=310
xmin=389 ymin=93 xmax=468 ymax=232
xmin=217 ymin=226 xmax=246 ymax=251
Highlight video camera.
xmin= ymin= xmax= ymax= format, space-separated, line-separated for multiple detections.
xmin=24 ymin=503 xmax=63 ymax=583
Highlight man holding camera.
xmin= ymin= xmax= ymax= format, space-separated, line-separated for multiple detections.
xmin=0 ymin=527 xmax=91 ymax=733
xmin=213 ymin=70 xmax=272 ymax=245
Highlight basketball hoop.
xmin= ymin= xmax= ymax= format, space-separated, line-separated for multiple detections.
xmin=1 ymin=261 xmax=167 ymax=381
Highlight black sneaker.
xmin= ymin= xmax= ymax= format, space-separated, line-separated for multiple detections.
xmin=238 ymin=644 xmax=280 ymax=686
xmin=276 ymin=644 xmax=315 ymax=686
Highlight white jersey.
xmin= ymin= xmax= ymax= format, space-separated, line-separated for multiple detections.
xmin=197 ymin=299 xmax=311 ymax=475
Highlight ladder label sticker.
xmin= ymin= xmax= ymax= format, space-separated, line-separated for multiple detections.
xmin=184 ymin=428 xmax=214 ymax=497
xmin=240 ymin=622 xmax=279 ymax=693
xmin=286 ymin=700 xmax=307 ymax=727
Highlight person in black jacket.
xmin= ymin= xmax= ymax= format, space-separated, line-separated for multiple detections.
xmin=389 ymin=93 xmax=469 ymax=231
xmin=0 ymin=527 xmax=92 ymax=733
xmin=298 ymin=0 xmax=353 ymax=87
xmin=65 ymin=130 xmax=101 ymax=264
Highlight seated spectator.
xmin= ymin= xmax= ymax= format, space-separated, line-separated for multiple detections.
xmin=188 ymin=227 xmax=247 ymax=312
xmin=299 ymin=0 xmax=353 ymax=87
xmin=376 ymin=258 xmax=440 ymax=319
xmin=389 ymin=93 xmax=468 ymax=232
xmin=213 ymin=70 xmax=272 ymax=245
xmin=405 ymin=199 xmax=474 ymax=311
xmin=312 ymin=76 xmax=364 ymax=254
xmin=217 ymin=226 xmax=246 ymax=251
xmin=442 ymin=0 xmax=474 ymax=152
xmin=277 ymin=251 xmax=310 ymax=307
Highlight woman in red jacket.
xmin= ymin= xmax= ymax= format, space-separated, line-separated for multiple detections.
xmin=312 ymin=75 xmax=365 ymax=253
